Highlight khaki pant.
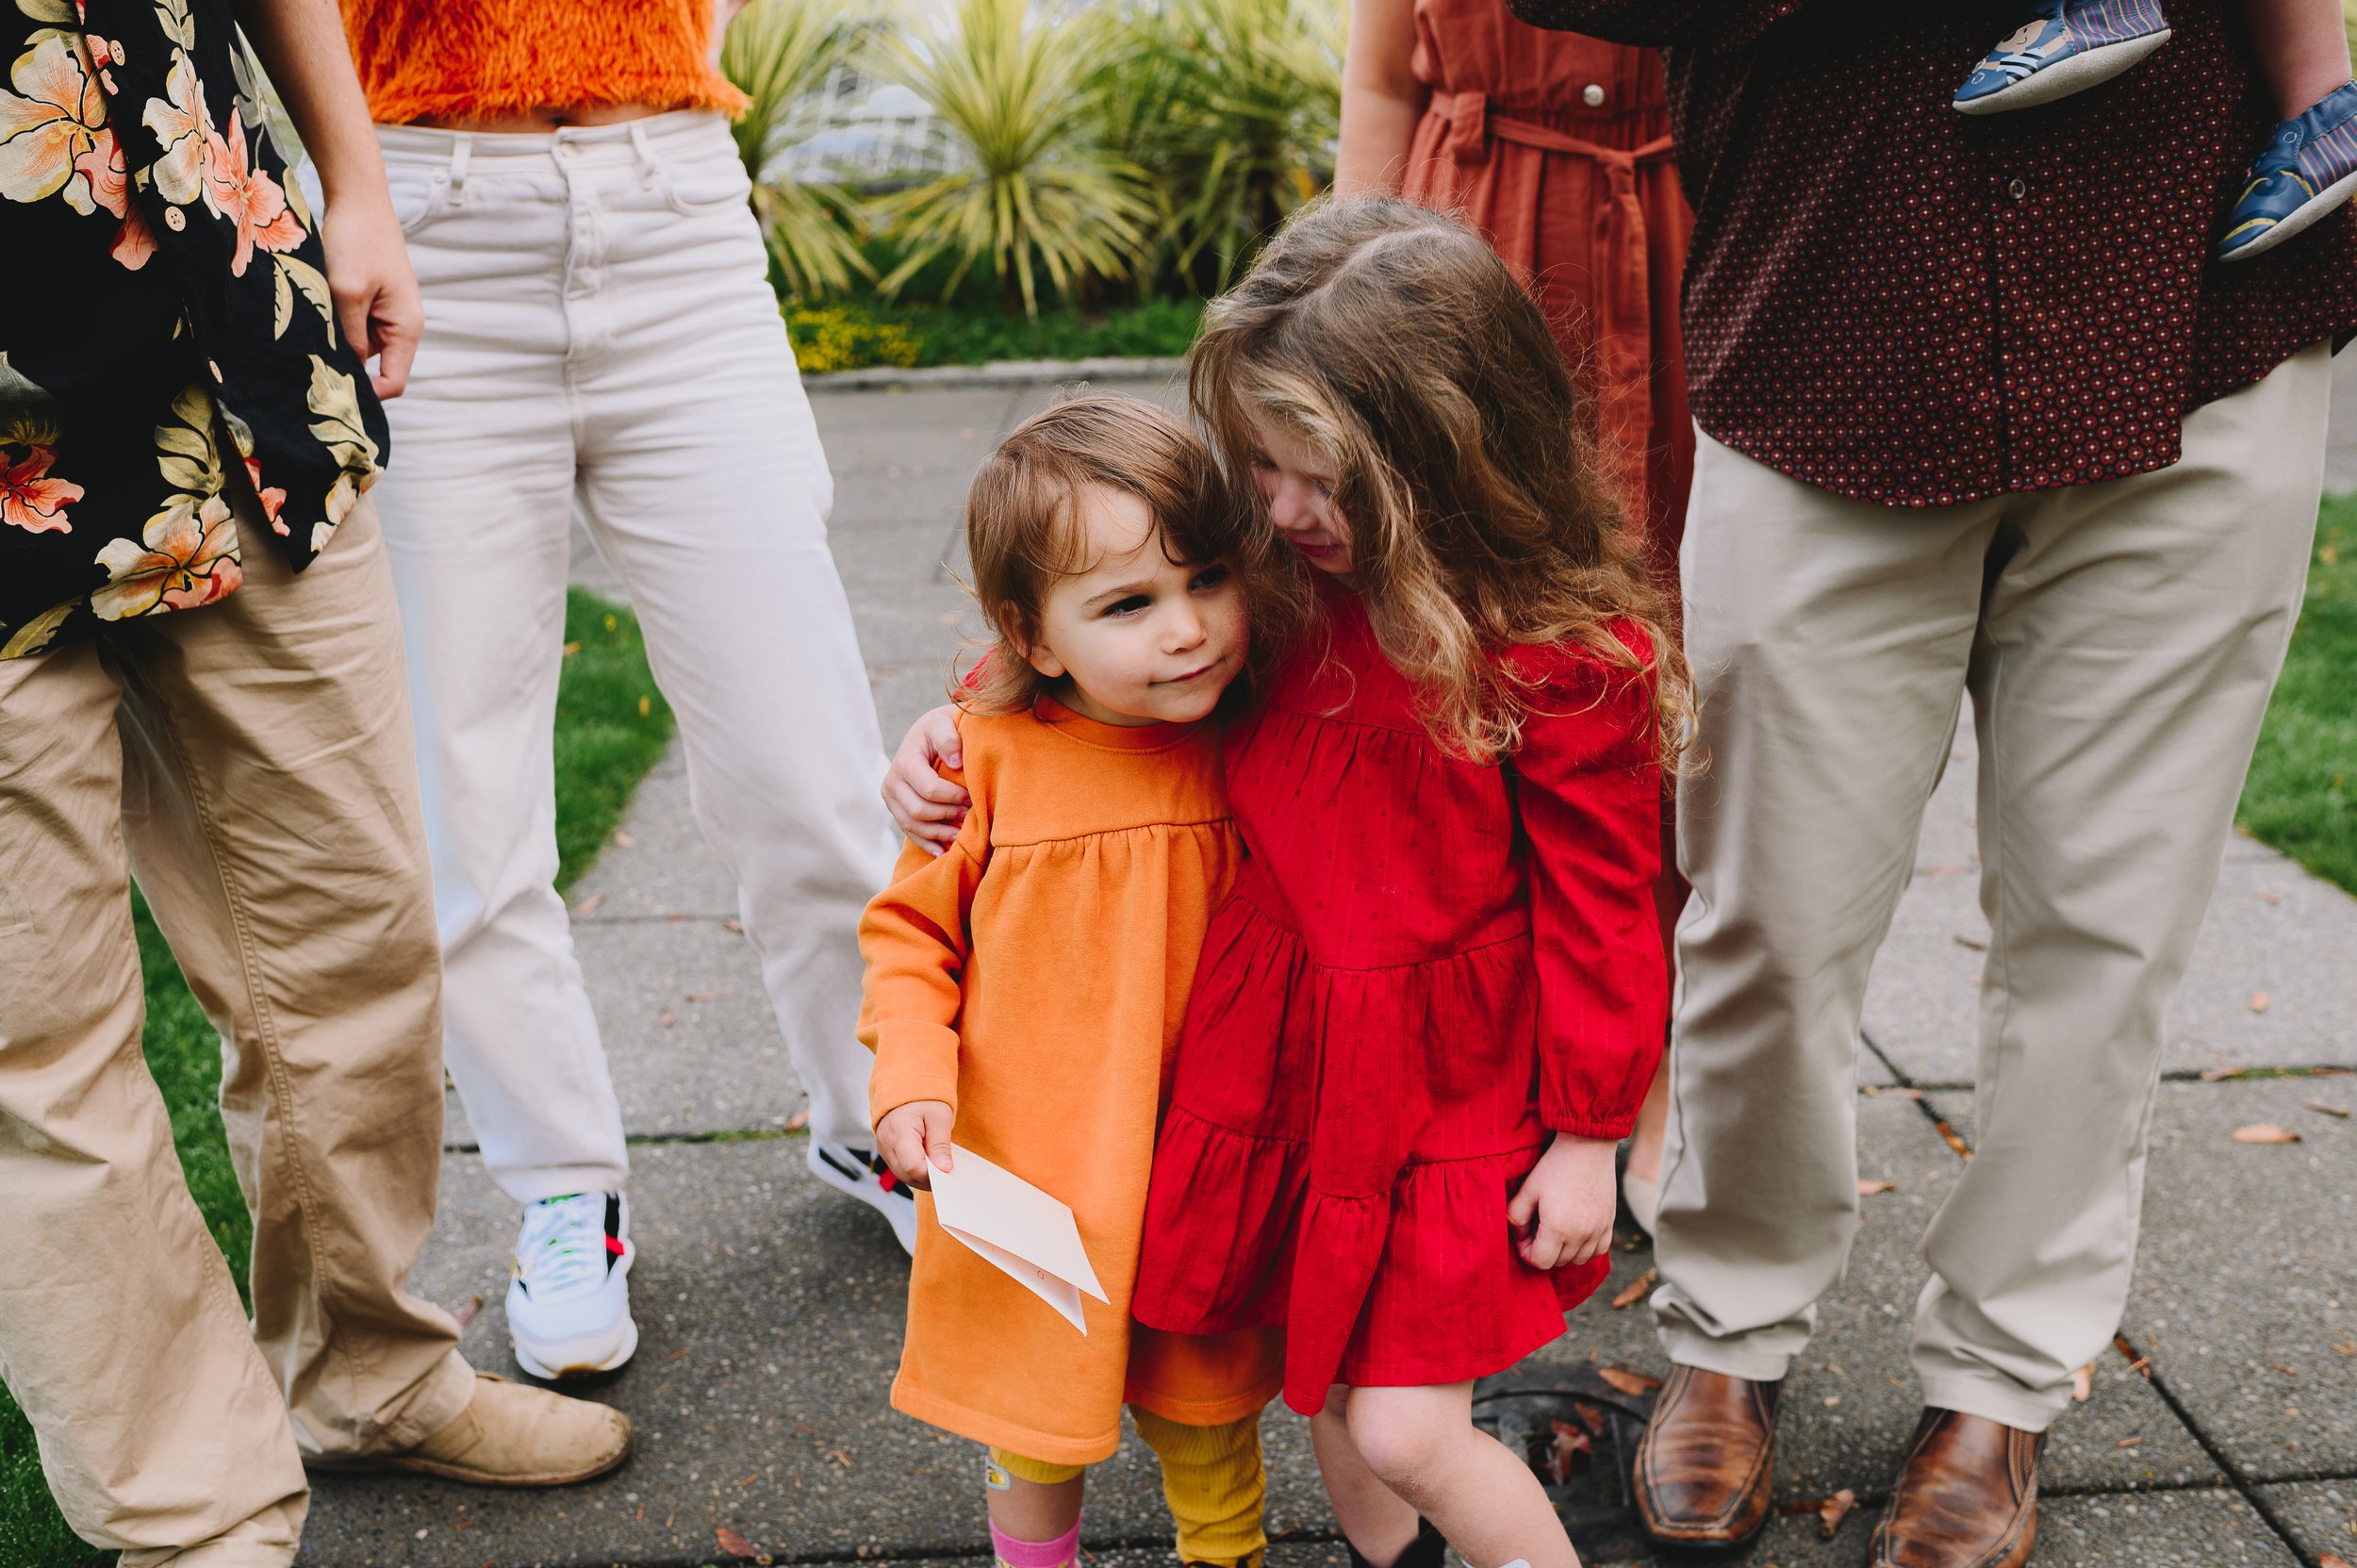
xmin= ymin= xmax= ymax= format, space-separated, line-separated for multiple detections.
xmin=1651 ymin=344 xmax=2333 ymax=1430
xmin=0 ymin=495 xmax=472 ymax=1566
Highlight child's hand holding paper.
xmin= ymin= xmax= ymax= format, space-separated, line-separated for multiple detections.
xmin=929 ymin=1145 xmax=1110 ymax=1334
xmin=877 ymin=1099 xmax=955 ymax=1190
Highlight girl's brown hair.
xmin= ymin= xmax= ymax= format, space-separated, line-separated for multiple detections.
xmin=1190 ymin=196 xmax=1692 ymax=764
xmin=959 ymin=392 xmax=1279 ymax=714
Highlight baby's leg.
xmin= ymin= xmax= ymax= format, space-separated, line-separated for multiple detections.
xmin=1131 ymin=1407 xmax=1266 ymax=1566
xmin=985 ymin=1450 xmax=1085 ymax=1568
xmin=1336 ymin=1383 xmax=1580 ymax=1568
xmin=2243 ymin=0 xmax=2356 ymax=118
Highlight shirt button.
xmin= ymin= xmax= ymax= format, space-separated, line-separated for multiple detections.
xmin=1582 ymin=83 xmax=1607 ymax=107
xmin=2005 ymin=176 xmax=2029 ymax=201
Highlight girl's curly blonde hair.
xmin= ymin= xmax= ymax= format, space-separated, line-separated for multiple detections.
xmin=1190 ymin=197 xmax=1693 ymax=766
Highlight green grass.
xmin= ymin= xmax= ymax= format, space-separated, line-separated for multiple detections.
xmin=786 ymin=295 xmax=1205 ymax=374
xmin=2239 ymin=494 xmax=2357 ymax=894
xmin=0 ymin=590 xmax=669 ymax=1567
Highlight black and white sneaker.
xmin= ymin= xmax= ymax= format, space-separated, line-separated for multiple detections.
xmin=506 ymin=1191 xmax=637 ymax=1378
xmin=807 ymin=1142 xmax=917 ymax=1256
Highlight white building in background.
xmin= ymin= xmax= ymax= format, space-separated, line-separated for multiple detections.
xmin=777 ymin=58 xmax=954 ymax=186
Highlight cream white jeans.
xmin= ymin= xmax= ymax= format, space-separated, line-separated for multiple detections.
xmin=1651 ymin=344 xmax=2334 ymax=1430
xmin=372 ymin=112 xmax=898 ymax=1200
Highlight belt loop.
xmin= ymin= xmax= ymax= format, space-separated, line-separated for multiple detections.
xmin=628 ymin=120 xmax=660 ymax=187
xmin=448 ymin=133 xmax=471 ymax=205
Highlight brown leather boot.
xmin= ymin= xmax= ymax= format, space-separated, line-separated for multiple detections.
xmin=1631 ymin=1365 xmax=1780 ymax=1549
xmin=1869 ymin=1409 xmax=2044 ymax=1568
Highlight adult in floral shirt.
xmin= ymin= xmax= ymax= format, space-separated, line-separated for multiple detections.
xmin=0 ymin=0 xmax=633 ymax=1560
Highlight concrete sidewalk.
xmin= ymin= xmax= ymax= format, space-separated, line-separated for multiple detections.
xmin=301 ymin=368 xmax=2357 ymax=1566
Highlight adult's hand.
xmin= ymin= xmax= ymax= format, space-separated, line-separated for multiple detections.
xmin=233 ymin=0 xmax=420 ymax=395
xmin=320 ymin=198 xmax=421 ymax=398
xmin=882 ymin=703 xmax=968 ymax=853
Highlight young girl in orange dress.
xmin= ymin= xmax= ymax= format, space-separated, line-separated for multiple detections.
xmin=884 ymin=199 xmax=1689 ymax=1568
xmin=857 ymin=397 xmax=1285 ymax=1568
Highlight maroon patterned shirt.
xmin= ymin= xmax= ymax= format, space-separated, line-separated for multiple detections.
xmin=1500 ymin=0 xmax=2357 ymax=506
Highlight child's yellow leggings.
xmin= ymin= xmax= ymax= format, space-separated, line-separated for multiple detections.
xmin=989 ymin=1407 xmax=1264 ymax=1566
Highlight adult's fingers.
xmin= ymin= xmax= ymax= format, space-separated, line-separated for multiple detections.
xmin=371 ymin=306 xmax=418 ymax=399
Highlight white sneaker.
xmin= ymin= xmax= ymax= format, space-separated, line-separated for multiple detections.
xmin=807 ymin=1142 xmax=917 ymax=1256
xmin=505 ymin=1192 xmax=638 ymax=1379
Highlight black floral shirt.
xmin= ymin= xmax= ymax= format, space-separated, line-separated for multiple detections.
xmin=0 ymin=0 xmax=388 ymax=659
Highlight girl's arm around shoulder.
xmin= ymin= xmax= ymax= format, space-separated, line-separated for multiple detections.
xmin=857 ymin=713 xmax=995 ymax=1132
xmin=1508 ymin=635 xmax=1670 ymax=1142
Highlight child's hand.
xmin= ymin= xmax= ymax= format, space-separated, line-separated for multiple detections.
xmin=876 ymin=1100 xmax=955 ymax=1190
xmin=882 ymin=705 xmax=968 ymax=856
xmin=1507 ymin=1132 xmax=1619 ymax=1272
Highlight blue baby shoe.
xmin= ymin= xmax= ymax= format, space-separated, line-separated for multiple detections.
xmin=1954 ymin=0 xmax=2173 ymax=115
xmin=2217 ymin=79 xmax=2357 ymax=262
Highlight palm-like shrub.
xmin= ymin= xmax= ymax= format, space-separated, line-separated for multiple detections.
xmin=1107 ymin=0 xmax=1343 ymax=293
xmin=721 ymin=0 xmax=875 ymax=299
xmin=867 ymin=0 xmax=1155 ymax=316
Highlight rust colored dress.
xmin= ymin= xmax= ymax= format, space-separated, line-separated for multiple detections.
xmin=1401 ymin=0 xmax=1695 ymax=568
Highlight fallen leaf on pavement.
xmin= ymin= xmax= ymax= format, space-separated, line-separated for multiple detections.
xmin=2301 ymin=1099 xmax=2350 ymax=1118
xmin=1568 ymin=1400 xmax=1608 ymax=1438
xmin=1935 ymin=1121 xmax=1973 ymax=1159
xmin=1864 ymin=1086 xmax=1922 ymax=1099
xmin=2273 ymin=1363 xmax=2299 ymax=1378
xmin=659 ymin=1008 xmax=675 ymax=1028
xmin=716 ymin=1526 xmax=764 ymax=1561
xmin=2232 ymin=1123 xmax=2300 ymax=1144
xmin=561 ymin=640 xmax=582 ymax=657
xmin=569 ymin=892 xmax=606 ymax=918
xmin=2254 ymin=889 xmax=2282 ymax=903
xmin=2330 ymin=1339 xmax=2355 ymax=1357
xmin=1818 ymin=1488 xmax=1856 ymax=1538
xmin=453 ymin=1294 xmax=483 ymax=1329
xmin=1953 ymin=933 xmax=1987 ymax=951
xmin=722 ymin=917 xmax=744 ymax=933
xmin=1544 ymin=1418 xmax=1593 ymax=1483
xmin=1598 ymin=1365 xmax=1663 ymax=1396
xmin=1611 ymin=1268 xmax=1657 ymax=1309
xmin=2318 ymin=1556 xmax=2350 ymax=1568
xmin=2200 ymin=1065 xmax=2248 ymax=1081
xmin=2113 ymin=1334 xmax=2154 ymax=1377
xmin=783 ymin=1110 xmax=809 ymax=1131
xmin=2071 ymin=1363 xmax=2093 ymax=1402
xmin=2249 ymin=992 xmax=2271 ymax=1014
xmin=612 ymin=830 xmax=635 ymax=849
xmin=1857 ymin=1179 xmax=1897 ymax=1196
xmin=2115 ymin=1436 xmax=2143 ymax=1448
xmin=684 ymin=990 xmax=717 ymax=1002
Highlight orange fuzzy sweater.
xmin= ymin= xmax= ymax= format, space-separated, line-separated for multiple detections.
xmin=858 ymin=701 xmax=1281 ymax=1465
xmin=341 ymin=0 xmax=749 ymax=126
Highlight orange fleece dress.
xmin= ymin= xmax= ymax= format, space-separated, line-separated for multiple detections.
xmin=858 ymin=701 xmax=1282 ymax=1466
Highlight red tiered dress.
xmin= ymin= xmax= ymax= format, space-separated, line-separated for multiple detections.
xmin=1130 ymin=582 xmax=1670 ymax=1414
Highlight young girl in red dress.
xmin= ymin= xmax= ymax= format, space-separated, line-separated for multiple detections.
xmin=882 ymin=198 xmax=1688 ymax=1568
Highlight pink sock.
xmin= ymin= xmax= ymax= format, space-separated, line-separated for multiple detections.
xmin=990 ymin=1517 xmax=1080 ymax=1568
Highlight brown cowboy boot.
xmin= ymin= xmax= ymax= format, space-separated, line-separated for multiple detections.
xmin=1631 ymin=1365 xmax=1779 ymax=1549
xmin=1869 ymin=1409 xmax=2045 ymax=1568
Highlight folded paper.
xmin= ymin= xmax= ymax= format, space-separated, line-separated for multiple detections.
xmin=930 ymin=1145 xmax=1109 ymax=1333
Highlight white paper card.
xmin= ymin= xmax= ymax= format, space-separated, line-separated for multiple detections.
xmin=929 ymin=1145 xmax=1110 ymax=1335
